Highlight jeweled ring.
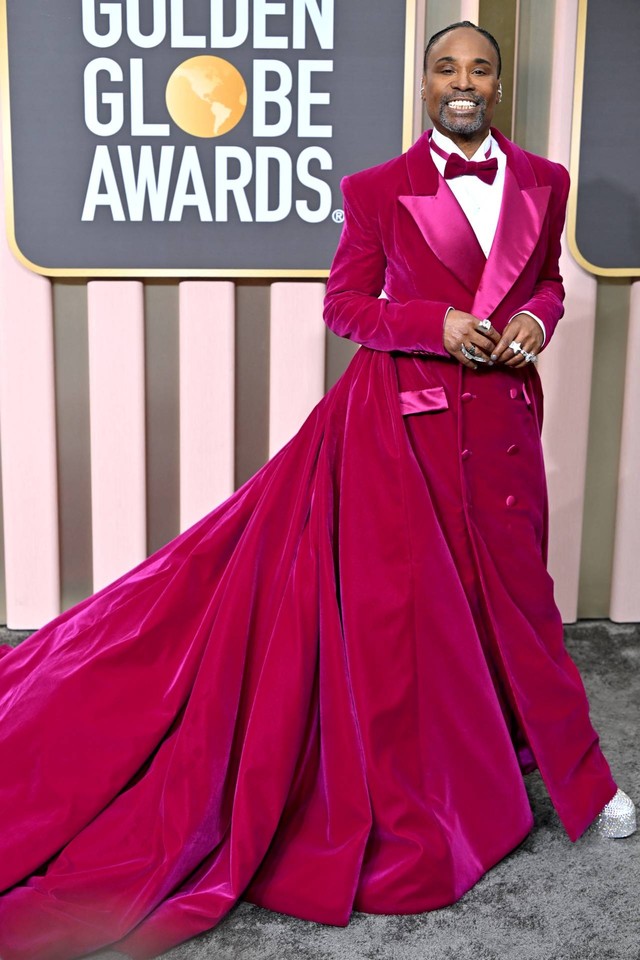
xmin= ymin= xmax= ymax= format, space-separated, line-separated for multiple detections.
xmin=509 ymin=339 xmax=524 ymax=354
xmin=523 ymin=349 xmax=538 ymax=363
xmin=461 ymin=344 xmax=489 ymax=363
xmin=478 ymin=319 xmax=492 ymax=332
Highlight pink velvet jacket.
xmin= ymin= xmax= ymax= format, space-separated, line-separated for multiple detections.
xmin=323 ymin=126 xmax=570 ymax=356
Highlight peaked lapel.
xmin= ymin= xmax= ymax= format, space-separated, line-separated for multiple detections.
xmin=397 ymin=129 xmax=551 ymax=317
xmin=399 ymin=132 xmax=486 ymax=294
xmin=471 ymin=129 xmax=551 ymax=319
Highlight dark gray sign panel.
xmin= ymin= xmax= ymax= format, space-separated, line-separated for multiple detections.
xmin=0 ymin=1 xmax=415 ymax=276
xmin=569 ymin=0 xmax=640 ymax=276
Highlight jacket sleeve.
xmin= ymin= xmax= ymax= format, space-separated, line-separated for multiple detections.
xmin=322 ymin=174 xmax=452 ymax=356
xmin=512 ymin=163 xmax=571 ymax=352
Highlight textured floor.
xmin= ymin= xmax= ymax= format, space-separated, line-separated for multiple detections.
xmin=2 ymin=620 xmax=639 ymax=960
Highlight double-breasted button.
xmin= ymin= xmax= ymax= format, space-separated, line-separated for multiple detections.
xmin=507 ymin=444 xmax=519 ymax=455
xmin=509 ymin=387 xmax=518 ymax=399
xmin=506 ymin=495 xmax=517 ymax=507
xmin=461 ymin=449 xmax=471 ymax=460
xmin=461 ymin=392 xmax=474 ymax=403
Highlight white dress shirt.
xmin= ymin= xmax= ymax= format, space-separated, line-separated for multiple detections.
xmin=429 ymin=127 xmax=546 ymax=346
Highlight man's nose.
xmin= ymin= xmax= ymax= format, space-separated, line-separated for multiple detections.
xmin=453 ymin=72 xmax=475 ymax=90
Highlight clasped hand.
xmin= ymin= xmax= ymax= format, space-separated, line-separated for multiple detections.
xmin=443 ymin=310 xmax=543 ymax=369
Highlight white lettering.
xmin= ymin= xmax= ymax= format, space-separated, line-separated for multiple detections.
xmin=298 ymin=61 xmax=332 ymax=136
xmin=292 ymin=0 xmax=334 ymax=49
xmin=82 ymin=0 xmax=122 ymax=48
xmin=214 ymin=147 xmax=253 ymax=221
xmin=170 ymin=0 xmax=206 ymax=48
xmin=82 ymin=145 xmax=126 ymax=220
xmin=130 ymin=59 xmax=170 ymax=136
xmin=254 ymin=0 xmax=288 ymax=48
xmin=255 ymin=147 xmax=292 ymax=221
xmin=252 ymin=60 xmax=293 ymax=137
xmin=84 ymin=58 xmax=124 ymax=136
xmin=169 ymin=146 xmax=213 ymax=220
xmin=118 ymin=145 xmax=174 ymax=220
xmin=296 ymin=146 xmax=332 ymax=223
xmin=210 ymin=0 xmax=249 ymax=47
xmin=126 ymin=0 xmax=166 ymax=48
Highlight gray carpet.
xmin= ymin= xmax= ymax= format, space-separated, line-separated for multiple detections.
xmin=2 ymin=621 xmax=638 ymax=960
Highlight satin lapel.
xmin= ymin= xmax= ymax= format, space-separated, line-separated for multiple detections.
xmin=399 ymin=131 xmax=486 ymax=295
xmin=472 ymin=132 xmax=551 ymax=319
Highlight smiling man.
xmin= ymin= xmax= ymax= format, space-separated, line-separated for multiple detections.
xmin=323 ymin=18 xmax=636 ymax=906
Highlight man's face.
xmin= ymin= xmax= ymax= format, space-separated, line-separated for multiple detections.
xmin=423 ymin=28 xmax=500 ymax=139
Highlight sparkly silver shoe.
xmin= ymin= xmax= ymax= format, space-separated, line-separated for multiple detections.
xmin=591 ymin=788 xmax=637 ymax=838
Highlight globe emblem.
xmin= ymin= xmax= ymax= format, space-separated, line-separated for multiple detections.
xmin=165 ymin=55 xmax=247 ymax=138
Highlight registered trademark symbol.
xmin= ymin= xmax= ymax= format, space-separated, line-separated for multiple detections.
xmin=332 ymin=208 xmax=344 ymax=223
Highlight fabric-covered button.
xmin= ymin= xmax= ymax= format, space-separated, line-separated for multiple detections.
xmin=506 ymin=495 xmax=517 ymax=507
xmin=461 ymin=449 xmax=471 ymax=460
xmin=461 ymin=392 xmax=473 ymax=403
xmin=509 ymin=387 xmax=518 ymax=399
xmin=507 ymin=444 xmax=519 ymax=455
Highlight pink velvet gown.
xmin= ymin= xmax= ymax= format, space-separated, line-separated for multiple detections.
xmin=0 ymin=130 xmax=618 ymax=960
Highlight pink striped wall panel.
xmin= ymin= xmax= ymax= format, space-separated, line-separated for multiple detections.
xmin=538 ymin=0 xmax=597 ymax=623
xmin=87 ymin=282 xmax=146 ymax=592
xmin=268 ymin=283 xmax=327 ymax=458
xmin=0 ymin=111 xmax=60 ymax=628
xmin=179 ymin=282 xmax=235 ymax=532
xmin=610 ymin=282 xmax=640 ymax=622
xmin=460 ymin=0 xmax=480 ymax=21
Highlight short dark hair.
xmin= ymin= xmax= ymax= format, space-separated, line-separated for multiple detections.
xmin=423 ymin=21 xmax=502 ymax=78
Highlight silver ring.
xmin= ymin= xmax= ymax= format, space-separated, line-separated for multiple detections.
xmin=523 ymin=350 xmax=538 ymax=363
xmin=509 ymin=339 xmax=524 ymax=354
xmin=477 ymin=319 xmax=492 ymax=332
xmin=461 ymin=344 xmax=489 ymax=363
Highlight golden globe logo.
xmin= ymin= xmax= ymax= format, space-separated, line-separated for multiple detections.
xmin=81 ymin=0 xmax=335 ymax=225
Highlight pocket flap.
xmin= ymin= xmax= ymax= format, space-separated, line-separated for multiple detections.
xmin=399 ymin=385 xmax=449 ymax=416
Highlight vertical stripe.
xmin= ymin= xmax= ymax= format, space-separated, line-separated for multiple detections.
xmin=413 ymin=0 xmax=427 ymax=139
xmin=145 ymin=282 xmax=180 ymax=553
xmin=460 ymin=0 xmax=481 ymax=21
xmin=478 ymin=0 xmax=518 ymax=139
xmin=87 ymin=282 xmax=146 ymax=592
xmin=0 ymin=109 xmax=60 ymax=628
xmin=179 ymin=281 xmax=235 ymax=532
xmin=234 ymin=283 xmax=271 ymax=487
xmin=577 ymin=282 xmax=629 ymax=617
xmin=537 ymin=0 xmax=596 ymax=622
xmin=53 ymin=281 xmax=93 ymax=612
xmin=269 ymin=283 xmax=326 ymax=458
xmin=610 ymin=282 xmax=640 ymax=622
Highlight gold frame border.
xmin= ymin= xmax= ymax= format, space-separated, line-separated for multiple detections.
xmin=1 ymin=0 xmax=418 ymax=279
xmin=568 ymin=0 xmax=640 ymax=277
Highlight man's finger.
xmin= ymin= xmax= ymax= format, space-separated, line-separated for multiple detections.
xmin=469 ymin=332 xmax=498 ymax=356
xmin=490 ymin=334 xmax=516 ymax=362
xmin=456 ymin=342 xmax=477 ymax=369
xmin=474 ymin=322 xmax=500 ymax=344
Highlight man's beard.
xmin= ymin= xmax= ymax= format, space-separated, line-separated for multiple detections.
xmin=438 ymin=95 xmax=487 ymax=137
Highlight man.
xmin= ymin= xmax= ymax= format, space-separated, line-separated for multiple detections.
xmin=0 ymin=24 xmax=635 ymax=960
xmin=323 ymin=20 xmax=635 ymax=857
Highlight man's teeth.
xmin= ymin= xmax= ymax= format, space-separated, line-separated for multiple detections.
xmin=448 ymin=100 xmax=477 ymax=110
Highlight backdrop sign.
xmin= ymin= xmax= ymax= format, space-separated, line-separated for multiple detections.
xmin=569 ymin=0 xmax=640 ymax=277
xmin=0 ymin=0 xmax=415 ymax=277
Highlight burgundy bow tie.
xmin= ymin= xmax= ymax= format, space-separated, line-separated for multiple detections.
xmin=443 ymin=153 xmax=498 ymax=185
xmin=429 ymin=134 xmax=499 ymax=185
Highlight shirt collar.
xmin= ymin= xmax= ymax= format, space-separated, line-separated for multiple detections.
xmin=430 ymin=126 xmax=494 ymax=162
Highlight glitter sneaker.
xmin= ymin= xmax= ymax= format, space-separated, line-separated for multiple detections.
xmin=591 ymin=788 xmax=637 ymax=838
